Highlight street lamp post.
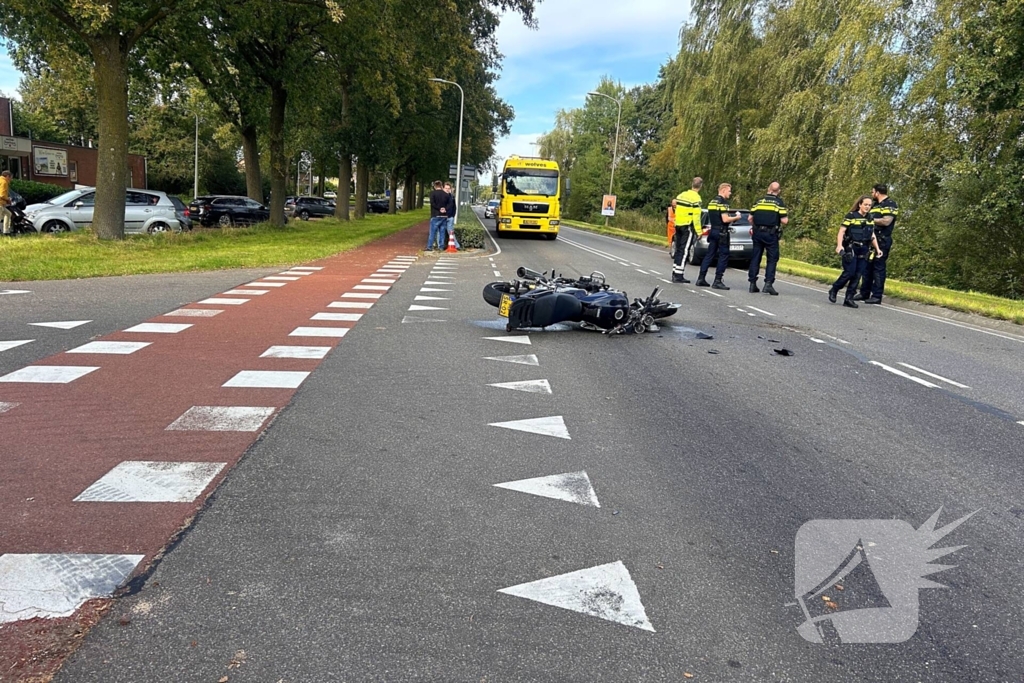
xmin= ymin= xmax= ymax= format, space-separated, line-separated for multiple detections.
xmin=193 ymin=114 xmax=199 ymax=200
xmin=587 ymin=91 xmax=622 ymax=227
xmin=429 ymin=77 xmax=465 ymax=225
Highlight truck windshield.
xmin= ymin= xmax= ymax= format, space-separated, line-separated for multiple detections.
xmin=504 ymin=169 xmax=558 ymax=197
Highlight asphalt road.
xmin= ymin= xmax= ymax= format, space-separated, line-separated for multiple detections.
xmin=48 ymin=211 xmax=1024 ymax=681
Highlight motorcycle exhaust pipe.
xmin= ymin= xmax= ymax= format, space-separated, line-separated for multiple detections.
xmin=517 ymin=266 xmax=544 ymax=280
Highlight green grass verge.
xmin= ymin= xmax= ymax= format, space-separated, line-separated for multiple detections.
xmin=564 ymin=219 xmax=1024 ymax=326
xmin=0 ymin=209 xmax=429 ymax=281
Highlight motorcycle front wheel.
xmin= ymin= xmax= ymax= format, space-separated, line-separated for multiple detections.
xmin=483 ymin=281 xmax=514 ymax=308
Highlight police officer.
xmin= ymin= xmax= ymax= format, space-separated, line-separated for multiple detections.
xmin=828 ymin=196 xmax=884 ymax=308
xmin=671 ymin=177 xmax=703 ymax=283
xmin=856 ymin=183 xmax=898 ymax=304
xmin=696 ymin=183 xmax=741 ymax=290
xmin=747 ymin=181 xmax=788 ymax=295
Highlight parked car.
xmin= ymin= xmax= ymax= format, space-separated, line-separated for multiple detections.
xmin=688 ymin=209 xmax=754 ymax=269
xmin=366 ymin=198 xmax=390 ymax=214
xmin=287 ymin=196 xmax=336 ymax=220
xmin=324 ymin=191 xmax=337 ymax=200
xmin=169 ymin=196 xmax=193 ymax=231
xmin=23 ymin=187 xmax=184 ymax=234
xmin=484 ymin=199 xmax=499 ymax=219
xmin=189 ymin=195 xmax=270 ymax=227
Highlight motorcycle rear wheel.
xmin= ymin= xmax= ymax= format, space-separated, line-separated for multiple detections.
xmin=483 ymin=281 xmax=514 ymax=308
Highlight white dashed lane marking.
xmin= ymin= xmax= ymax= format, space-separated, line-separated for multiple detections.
xmin=897 ymin=363 xmax=970 ymax=389
xmin=328 ymin=301 xmax=373 ymax=309
xmin=746 ymin=306 xmax=776 ymax=317
xmin=870 ymin=361 xmax=940 ymax=389
xmin=123 ymin=323 xmax=193 ymax=334
xmin=164 ymin=309 xmax=222 ymax=317
xmin=67 ymin=341 xmax=151 ymax=355
xmin=261 ymin=345 xmax=331 ymax=359
xmin=342 ymin=293 xmax=383 ymax=299
xmin=198 ymin=298 xmax=249 ymax=306
xmin=222 ymin=370 xmax=310 ymax=389
xmin=249 ymin=281 xmax=287 ymax=287
xmin=311 ymin=312 xmax=362 ymax=322
xmin=222 ymin=289 xmax=268 ymax=296
xmin=0 ymin=366 xmax=99 ymax=384
xmin=166 ymin=406 xmax=276 ymax=432
xmin=289 ymin=327 xmax=350 ymax=338
xmin=74 ymin=461 xmax=226 ymax=503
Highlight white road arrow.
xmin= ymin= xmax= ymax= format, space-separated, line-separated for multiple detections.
xmin=489 ymin=415 xmax=570 ymax=439
xmin=488 ymin=379 xmax=552 ymax=394
xmin=484 ymin=335 xmax=531 ymax=345
xmin=484 ymin=354 xmax=539 ymax=366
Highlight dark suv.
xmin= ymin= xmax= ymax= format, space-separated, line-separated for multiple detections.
xmin=287 ymin=196 xmax=336 ymax=220
xmin=189 ymin=196 xmax=270 ymax=227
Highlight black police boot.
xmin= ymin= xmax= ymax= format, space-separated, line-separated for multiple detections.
xmin=863 ymin=297 xmax=882 ymax=305
xmin=671 ymin=272 xmax=687 ymax=283
xmin=828 ymin=288 xmax=837 ymax=304
xmin=712 ymin=279 xmax=730 ymax=290
xmin=748 ymin=281 xmax=760 ymax=293
xmin=696 ymin=277 xmax=710 ymax=287
xmin=763 ymin=282 xmax=779 ymax=296
xmin=852 ymin=293 xmax=866 ymax=301
xmin=843 ymin=297 xmax=859 ymax=308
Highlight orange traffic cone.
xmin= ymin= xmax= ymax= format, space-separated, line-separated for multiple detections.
xmin=446 ymin=225 xmax=458 ymax=253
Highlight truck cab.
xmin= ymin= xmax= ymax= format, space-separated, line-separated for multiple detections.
xmin=495 ymin=156 xmax=560 ymax=240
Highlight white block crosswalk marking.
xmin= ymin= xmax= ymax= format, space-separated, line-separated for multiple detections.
xmin=0 ymin=340 xmax=34 ymax=352
xmin=354 ymin=285 xmax=390 ymax=291
xmin=498 ymin=561 xmax=654 ymax=632
xmin=0 ymin=366 xmax=99 ymax=384
xmin=494 ymin=471 xmax=599 ymax=507
xmin=362 ymin=279 xmax=396 ymax=284
xmin=123 ymin=323 xmax=193 ymax=334
xmin=223 ymin=289 xmax=268 ymax=295
xmin=74 ymin=461 xmax=226 ymax=503
xmin=29 ymin=321 xmax=92 ymax=330
xmin=260 ymin=276 xmax=300 ymax=281
xmin=164 ymin=309 xmax=222 ymax=317
xmin=250 ymin=281 xmax=287 ymax=287
xmin=484 ymin=336 xmax=530 ymax=345
xmin=312 ymin=312 xmax=363 ymax=322
xmin=489 ymin=415 xmax=570 ymax=439
xmin=328 ymin=301 xmax=373 ymax=309
xmin=343 ymin=292 xmax=383 ymax=299
xmin=261 ymin=346 xmax=331 ymax=359
xmin=166 ymin=406 xmax=275 ymax=431
xmin=0 ymin=401 xmax=20 ymax=414
xmin=488 ymin=379 xmax=552 ymax=394
xmin=289 ymin=266 xmax=324 ymax=271
xmin=67 ymin=341 xmax=151 ymax=355
xmin=198 ymin=298 xmax=249 ymax=305
xmin=484 ymin=354 xmax=539 ymax=366
xmin=0 ymin=554 xmax=144 ymax=624
xmin=289 ymin=327 xmax=350 ymax=338
xmin=223 ymin=370 xmax=310 ymax=389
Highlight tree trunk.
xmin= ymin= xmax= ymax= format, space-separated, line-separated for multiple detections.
xmin=268 ymin=82 xmax=288 ymax=226
xmin=240 ymin=123 xmax=263 ymax=203
xmin=354 ymin=157 xmax=368 ymax=219
xmin=318 ymin=159 xmax=326 ymax=197
xmin=335 ymin=154 xmax=351 ymax=220
xmin=417 ymin=181 xmax=425 ymax=209
xmin=403 ymin=170 xmax=415 ymax=211
xmin=388 ymin=169 xmax=398 ymax=214
xmin=90 ymin=34 xmax=130 ymax=240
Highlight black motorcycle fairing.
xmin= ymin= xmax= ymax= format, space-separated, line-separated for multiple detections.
xmin=508 ymin=290 xmax=583 ymax=330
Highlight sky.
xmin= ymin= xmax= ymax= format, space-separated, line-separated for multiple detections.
xmin=0 ymin=1 xmax=689 ymax=170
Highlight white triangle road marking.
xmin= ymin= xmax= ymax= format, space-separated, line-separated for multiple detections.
xmin=484 ymin=354 xmax=539 ymax=366
xmin=420 ymin=287 xmax=452 ymax=293
xmin=424 ymin=281 xmax=454 ymax=286
xmin=414 ymin=296 xmax=450 ymax=301
xmin=409 ymin=305 xmax=448 ymax=311
xmin=493 ymin=471 xmax=599 ymax=507
xmin=488 ymin=415 xmax=570 ymax=439
xmin=484 ymin=335 xmax=530 ymax=345
xmin=498 ymin=561 xmax=654 ymax=632
xmin=0 ymin=340 xmax=34 ymax=353
xmin=488 ymin=379 xmax=552 ymax=394
xmin=29 ymin=320 xmax=92 ymax=330
xmin=402 ymin=315 xmax=447 ymax=323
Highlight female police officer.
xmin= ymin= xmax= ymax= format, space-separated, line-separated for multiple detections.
xmin=828 ymin=196 xmax=884 ymax=308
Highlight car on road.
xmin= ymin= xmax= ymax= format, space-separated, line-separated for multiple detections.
xmin=367 ymin=198 xmax=389 ymax=214
xmin=286 ymin=196 xmax=336 ymax=221
xmin=484 ymin=199 xmax=499 ymax=219
xmin=189 ymin=195 xmax=270 ymax=227
xmin=688 ymin=209 xmax=754 ymax=269
xmin=24 ymin=188 xmax=185 ymax=234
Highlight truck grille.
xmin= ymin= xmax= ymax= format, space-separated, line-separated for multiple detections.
xmin=513 ymin=202 xmax=549 ymax=214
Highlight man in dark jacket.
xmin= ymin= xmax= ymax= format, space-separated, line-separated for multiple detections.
xmin=428 ymin=180 xmax=449 ymax=250
xmin=442 ymin=182 xmax=460 ymax=249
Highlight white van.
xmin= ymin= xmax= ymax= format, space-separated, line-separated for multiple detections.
xmin=24 ymin=188 xmax=184 ymax=234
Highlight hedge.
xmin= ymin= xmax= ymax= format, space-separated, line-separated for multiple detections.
xmin=454 ymin=223 xmax=487 ymax=249
xmin=12 ymin=179 xmax=67 ymax=205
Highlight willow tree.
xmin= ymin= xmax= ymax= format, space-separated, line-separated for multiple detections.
xmin=0 ymin=0 xmax=193 ymax=239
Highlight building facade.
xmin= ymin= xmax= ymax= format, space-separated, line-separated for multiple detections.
xmin=0 ymin=97 xmax=147 ymax=189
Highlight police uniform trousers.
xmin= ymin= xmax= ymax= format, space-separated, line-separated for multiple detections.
xmin=833 ymin=243 xmax=870 ymax=299
xmin=748 ymin=227 xmax=780 ymax=284
xmin=699 ymin=227 xmax=730 ymax=281
xmin=672 ymin=225 xmax=697 ymax=273
xmin=859 ymin=235 xmax=892 ymax=300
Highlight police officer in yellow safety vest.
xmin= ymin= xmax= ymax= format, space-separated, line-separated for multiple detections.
xmin=672 ymin=177 xmax=703 ymax=283
xmin=747 ymin=181 xmax=788 ymax=295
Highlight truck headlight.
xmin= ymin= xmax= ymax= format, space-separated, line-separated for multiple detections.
xmin=500 ymin=218 xmax=512 ymax=224
xmin=549 ymin=220 xmax=560 ymax=226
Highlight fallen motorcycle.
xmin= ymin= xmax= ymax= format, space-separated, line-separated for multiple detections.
xmin=482 ymin=267 xmax=680 ymax=334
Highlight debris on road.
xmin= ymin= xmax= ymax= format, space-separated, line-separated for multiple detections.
xmin=773 ymin=348 xmax=794 ymax=356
